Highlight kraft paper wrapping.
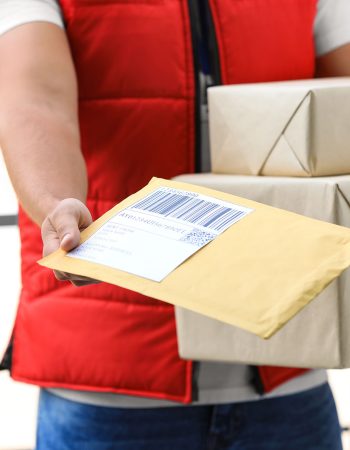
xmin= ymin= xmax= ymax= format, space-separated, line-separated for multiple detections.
xmin=174 ymin=174 xmax=350 ymax=368
xmin=209 ymin=78 xmax=350 ymax=177
xmin=39 ymin=177 xmax=350 ymax=339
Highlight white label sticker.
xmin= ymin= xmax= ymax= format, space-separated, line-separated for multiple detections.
xmin=68 ymin=187 xmax=253 ymax=281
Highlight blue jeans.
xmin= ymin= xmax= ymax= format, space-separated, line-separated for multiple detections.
xmin=36 ymin=383 xmax=342 ymax=450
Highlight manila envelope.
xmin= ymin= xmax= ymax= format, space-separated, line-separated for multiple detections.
xmin=39 ymin=177 xmax=350 ymax=339
xmin=209 ymin=78 xmax=350 ymax=177
xmin=174 ymin=174 xmax=350 ymax=368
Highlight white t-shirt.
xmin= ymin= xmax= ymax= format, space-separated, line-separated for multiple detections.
xmin=1 ymin=0 xmax=350 ymax=56
xmin=0 ymin=0 xmax=348 ymax=408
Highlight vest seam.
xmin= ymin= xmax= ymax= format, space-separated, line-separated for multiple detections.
xmin=23 ymin=289 xmax=175 ymax=308
xmin=10 ymin=374 xmax=190 ymax=404
xmin=79 ymin=96 xmax=191 ymax=102
xmin=71 ymin=1 xmax=163 ymax=8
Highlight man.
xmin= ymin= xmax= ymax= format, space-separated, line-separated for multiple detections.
xmin=0 ymin=1 xmax=350 ymax=449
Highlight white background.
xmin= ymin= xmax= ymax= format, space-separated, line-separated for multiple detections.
xmin=1 ymin=152 xmax=350 ymax=449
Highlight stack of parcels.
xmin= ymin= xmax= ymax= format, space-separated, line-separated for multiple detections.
xmin=174 ymin=77 xmax=350 ymax=369
xmin=40 ymin=177 xmax=350 ymax=366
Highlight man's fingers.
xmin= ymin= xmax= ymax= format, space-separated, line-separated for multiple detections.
xmin=71 ymin=279 xmax=100 ymax=287
xmin=53 ymin=270 xmax=68 ymax=281
xmin=42 ymin=235 xmax=60 ymax=257
xmin=41 ymin=199 xmax=96 ymax=285
xmin=42 ymin=198 xmax=93 ymax=254
xmin=53 ymin=269 xmax=99 ymax=286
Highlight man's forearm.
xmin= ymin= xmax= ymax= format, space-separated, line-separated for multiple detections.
xmin=316 ymin=43 xmax=350 ymax=77
xmin=0 ymin=100 xmax=87 ymax=226
xmin=0 ymin=23 xmax=87 ymax=226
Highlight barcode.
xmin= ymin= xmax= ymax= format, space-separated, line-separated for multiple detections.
xmin=131 ymin=189 xmax=248 ymax=232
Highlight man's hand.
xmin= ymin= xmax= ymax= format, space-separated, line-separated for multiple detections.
xmin=42 ymin=198 xmax=98 ymax=286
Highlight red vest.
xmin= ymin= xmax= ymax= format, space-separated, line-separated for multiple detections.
xmin=6 ymin=0 xmax=317 ymax=403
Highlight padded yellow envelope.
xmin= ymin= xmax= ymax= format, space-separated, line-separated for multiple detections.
xmin=39 ymin=177 xmax=350 ymax=339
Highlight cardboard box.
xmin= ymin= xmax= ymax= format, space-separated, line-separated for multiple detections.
xmin=174 ymin=174 xmax=350 ymax=368
xmin=209 ymin=78 xmax=350 ymax=177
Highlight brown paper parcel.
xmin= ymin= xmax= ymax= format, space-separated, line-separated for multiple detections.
xmin=39 ymin=177 xmax=350 ymax=340
xmin=174 ymin=174 xmax=350 ymax=368
xmin=209 ymin=78 xmax=350 ymax=177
